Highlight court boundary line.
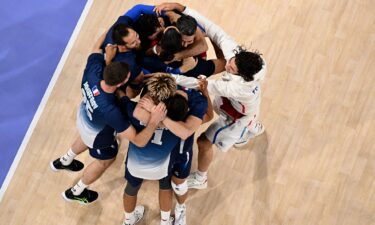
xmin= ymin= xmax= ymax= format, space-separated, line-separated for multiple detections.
xmin=0 ymin=0 xmax=94 ymax=202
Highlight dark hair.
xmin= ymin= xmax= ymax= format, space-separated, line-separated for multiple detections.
xmin=159 ymin=27 xmax=182 ymax=61
xmin=135 ymin=14 xmax=161 ymax=38
xmin=112 ymin=23 xmax=131 ymax=45
xmin=176 ymin=15 xmax=197 ymax=36
xmin=165 ymin=93 xmax=188 ymax=121
xmin=103 ymin=62 xmax=129 ymax=86
xmin=234 ymin=48 xmax=263 ymax=82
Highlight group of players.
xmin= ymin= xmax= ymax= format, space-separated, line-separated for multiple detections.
xmin=50 ymin=2 xmax=266 ymax=225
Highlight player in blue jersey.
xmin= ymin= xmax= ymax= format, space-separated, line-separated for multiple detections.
xmin=50 ymin=36 xmax=167 ymax=205
xmin=128 ymin=74 xmax=213 ymax=225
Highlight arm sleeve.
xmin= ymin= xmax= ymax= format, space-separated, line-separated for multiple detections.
xmin=207 ymin=79 xmax=257 ymax=101
xmin=124 ymin=4 xmax=165 ymax=22
xmin=183 ymin=7 xmax=238 ymax=60
xmin=170 ymin=74 xmax=199 ymax=89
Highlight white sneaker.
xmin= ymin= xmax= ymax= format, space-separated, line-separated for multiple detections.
xmin=160 ymin=216 xmax=174 ymax=225
xmin=187 ymin=171 xmax=207 ymax=189
xmin=234 ymin=123 xmax=265 ymax=148
xmin=123 ymin=205 xmax=145 ymax=225
xmin=175 ymin=205 xmax=187 ymax=225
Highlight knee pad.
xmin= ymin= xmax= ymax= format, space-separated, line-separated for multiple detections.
xmin=171 ymin=180 xmax=188 ymax=196
xmin=124 ymin=183 xmax=141 ymax=196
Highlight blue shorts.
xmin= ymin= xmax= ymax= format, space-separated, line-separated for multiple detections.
xmin=169 ymin=148 xmax=193 ymax=179
xmin=89 ymin=138 xmax=118 ymax=160
xmin=125 ymin=166 xmax=172 ymax=190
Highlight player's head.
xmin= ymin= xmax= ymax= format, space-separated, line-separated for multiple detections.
xmin=136 ymin=14 xmax=165 ymax=41
xmin=103 ymin=62 xmax=130 ymax=87
xmin=165 ymin=93 xmax=189 ymax=121
xmin=112 ymin=23 xmax=141 ymax=50
xmin=226 ymin=48 xmax=264 ymax=82
xmin=159 ymin=26 xmax=182 ymax=61
xmin=176 ymin=15 xmax=197 ymax=47
xmin=146 ymin=73 xmax=176 ymax=103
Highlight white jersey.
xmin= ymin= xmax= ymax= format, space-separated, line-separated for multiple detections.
xmin=172 ymin=7 xmax=267 ymax=124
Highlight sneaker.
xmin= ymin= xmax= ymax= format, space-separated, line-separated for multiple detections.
xmin=174 ymin=205 xmax=186 ymax=225
xmin=50 ymin=158 xmax=84 ymax=172
xmin=187 ymin=171 xmax=207 ymax=189
xmin=62 ymin=188 xmax=98 ymax=205
xmin=160 ymin=216 xmax=174 ymax=225
xmin=234 ymin=123 xmax=265 ymax=148
xmin=123 ymin=205 xmax=145 ymax=225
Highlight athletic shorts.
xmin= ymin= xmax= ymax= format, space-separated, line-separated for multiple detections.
xmin=169 ymin=140 xmax=193 ymax=179
xmin=184 ymin=57 xmax=215 ymax=78
xmin=88 ymin=139 xmax=118 ymax=160
xmin=125 ymin=166 xmax=171 ymax=190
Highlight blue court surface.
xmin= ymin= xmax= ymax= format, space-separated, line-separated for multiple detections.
xmin=0 ymin=0 xmax=87 ymax=189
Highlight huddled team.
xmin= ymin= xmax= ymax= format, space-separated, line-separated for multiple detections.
xmin=50 ymin=2 xmax=266 ymax=225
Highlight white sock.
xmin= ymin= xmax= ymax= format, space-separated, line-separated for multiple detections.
xmin=71 ymin=179 xmax=88 ymax=196
xmin=60 ymin=148 xmax=76 ymax=166
xmin=160 ymin=210 xmax=171 ymax=225
xmin=124 ymin=211 xmax=135 ymax=225
xmin=196 ymin=170 xmax=207 ymax=181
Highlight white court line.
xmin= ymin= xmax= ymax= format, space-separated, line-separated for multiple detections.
xmin=0 ymin=0 xmax=94 ymax=202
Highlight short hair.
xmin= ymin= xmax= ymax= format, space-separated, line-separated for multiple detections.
xmin=159 ymin=27 xmax=182 ymax=61
xmin=103 ymin=62 xmax=130 ymax=86
xmin=112 ymin=23 xmax=131 ymax=45
xmin=135 ymin=14 xmax=161 ymax=38
xmin=146 ymin=73 xmax=176 ymax=103
xmin=176 ymin=15 xmax=197 ymax=36
xmin=234 ymin=48 xmax=263 ymax=82
xmin=165 ymin=93 xmax=189 ymax=121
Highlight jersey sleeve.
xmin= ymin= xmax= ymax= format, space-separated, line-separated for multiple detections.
xmin=124 ymin=4 xmax=164 ymax=22
xmin=187 ymin=91 xmax=208 ymax=120
xmin=183 ymin=7 xmax=239 ymax=60
xmin=103 ymin=105 xmax=131 ymax=133
xmin=85 ymin=53 xmax=105 ymax=80
xmin=170 ymin=74 xmax=199 ymax=89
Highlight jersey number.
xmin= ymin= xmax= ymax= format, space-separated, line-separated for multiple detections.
xmin=151 ymin=129 xmax=164 ymax=145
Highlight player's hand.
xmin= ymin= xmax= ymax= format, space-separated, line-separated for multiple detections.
xmin=143 ymin=73 xmax=156 ymax=83
xmin=179 ymin=57 xmax=198 ymax=73
xmin=198 ymin=76 xmax=209 ymax=96
xmin=149 ymin=102 xmax=167 ymax=124
xmin=138 ymin=96 xmax=155 ymax=112
xmin=154 ymin=3 xmax=180 ymax=15
xmin=105 ymin=44 xmax=117 ymax=62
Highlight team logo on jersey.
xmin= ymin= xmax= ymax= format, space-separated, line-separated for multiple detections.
xmin=92 ymin=85 xmax=100 ymax=96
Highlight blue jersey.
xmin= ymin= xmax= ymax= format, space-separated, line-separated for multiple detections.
xmin=77 ymin=53 xmax=130 ymax=148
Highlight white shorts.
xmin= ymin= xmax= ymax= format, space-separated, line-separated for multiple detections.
xmin=205 ymin=113 xmax=258 ymax=152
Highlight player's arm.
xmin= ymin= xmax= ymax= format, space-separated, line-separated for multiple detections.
xmin=163 ymin=115 xmax=202 ymax=140
xmin=182 ymin=7 xmax=238 ymax=60
xmin=199 ymin=78 xmax=214 ymax=123
xmin=92 ymin=32 xmax=106 ymax=54
xmin=174 ymin=28 xmax=209 ymax=60
xmin=154 ymin=3 xmax=185 ymax=15
xmin=117 ymin=102 xmax=167 ymax=147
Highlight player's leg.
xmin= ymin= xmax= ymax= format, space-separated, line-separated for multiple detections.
xmin=50 ymin=136 xmax=86 ymax=172
xmin=171 ymin=176 xmax=188 ymax=225
xmin=159 ymin=176 xmax=174 ymax=225
xmin=122 ymin=169 xmax=145 ymax=225
xmin=62 ymin=140 xmax=118 ymax=204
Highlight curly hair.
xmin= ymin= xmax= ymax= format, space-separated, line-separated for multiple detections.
xmin=146 ymin=73 xmax=176 ymax=103
xmin=234 ymin=47 xmax=264 ymax=82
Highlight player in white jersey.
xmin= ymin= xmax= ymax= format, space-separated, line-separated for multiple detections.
xmin=155 ymin=3 xmax=267 ymax=189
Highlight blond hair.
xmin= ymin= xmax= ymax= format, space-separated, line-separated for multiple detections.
xmin=146 ymin=73 xmax=176 ymax=103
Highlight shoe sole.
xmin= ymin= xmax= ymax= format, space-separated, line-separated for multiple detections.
xmin=187 ymin=182 xmax=207 ymax=190
xmin=61 ymin=192 xmax=92 ymax=205
xmin=49 ymin=161 xmax=59 ymax=172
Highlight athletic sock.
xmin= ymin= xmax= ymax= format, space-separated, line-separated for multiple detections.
xmin=160 ymin=210 xmax=171 ymax=225
xmin=197 ymin=170 xmax=207 ymax=181
xmin=71 ymin=179 xmax=88 ymax=196
xmin=124 ymin=211 xmax=136 ymax=225
xmin=60 ymin=148 xmax=77 ymax=166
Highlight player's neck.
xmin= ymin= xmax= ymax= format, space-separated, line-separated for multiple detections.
xmin=100 ymin=80 xmax=116 ymax=93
